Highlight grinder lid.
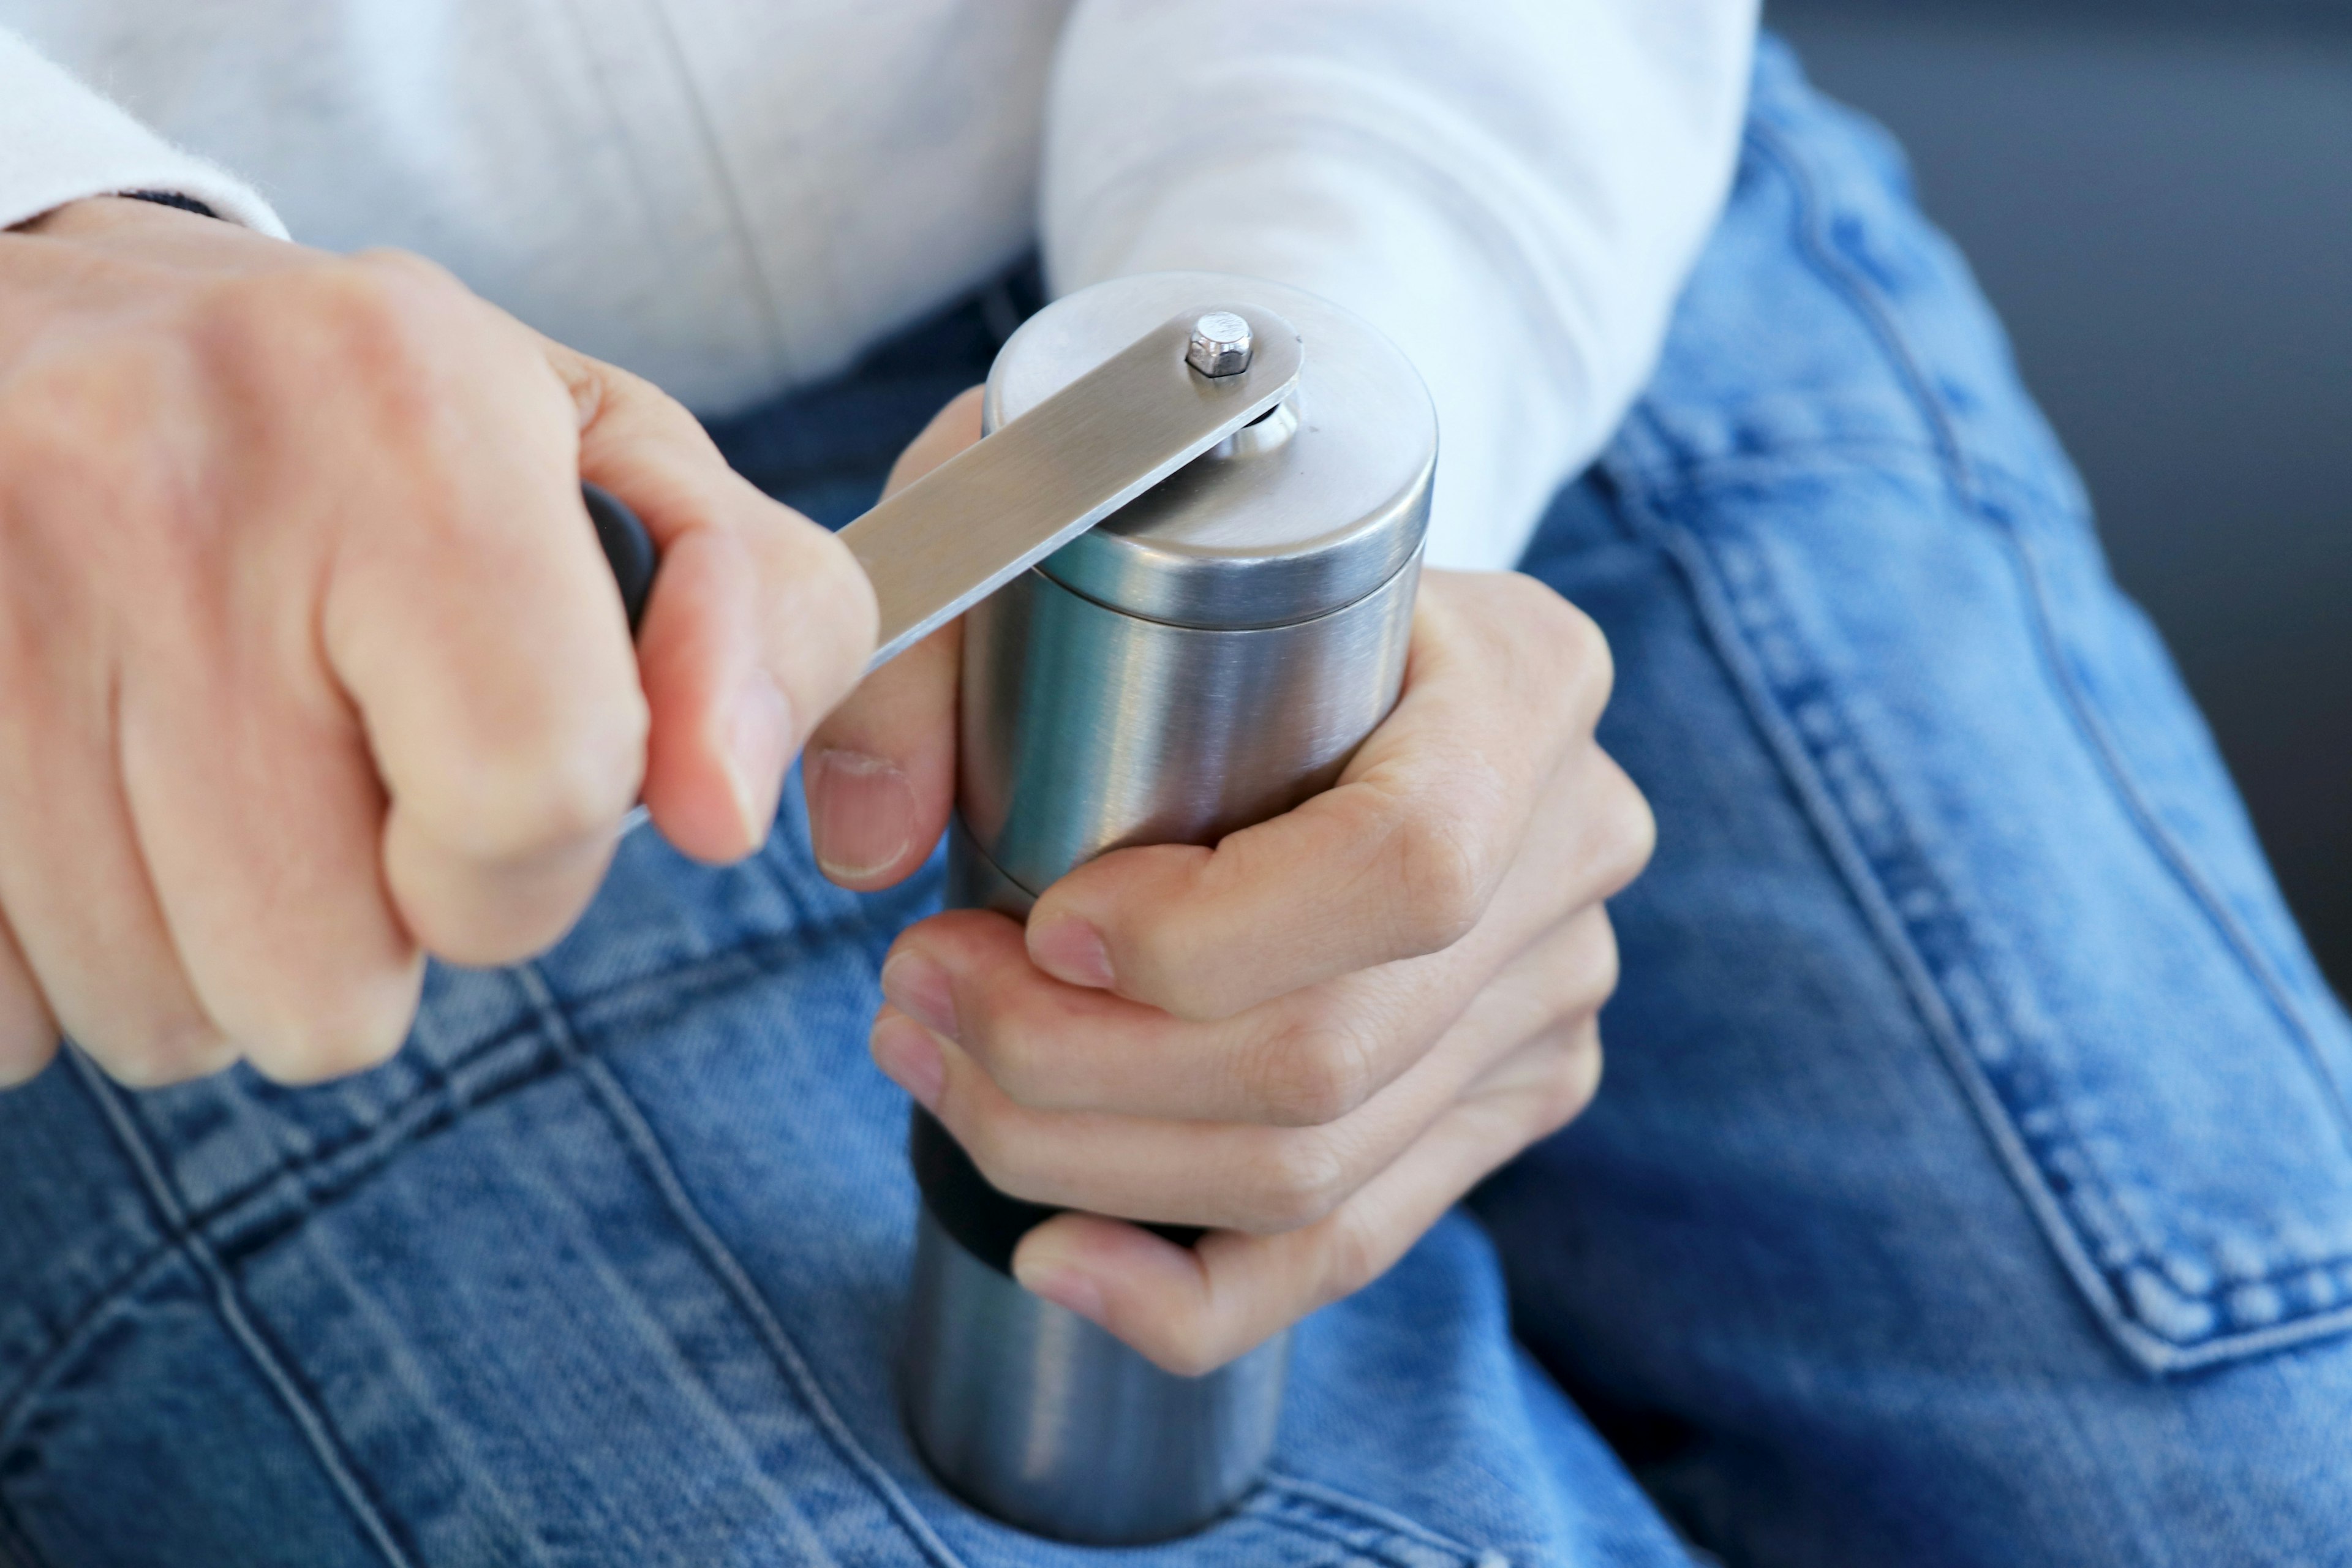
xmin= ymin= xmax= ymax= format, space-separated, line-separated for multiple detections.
xmin=984 ymin=272 xmax=1436 ymax=630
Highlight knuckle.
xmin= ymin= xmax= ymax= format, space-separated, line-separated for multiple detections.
xmin=1491 ymin=576 xmax=1613 ymax=734
xmin=1535 ymin=1031 xmax=1604 ymax=1134
xmin=1596 ymin=761 xmax=1657 ymax=895
xmin=1251 ymin=1012 xmax=1379 ymax=1127
xmin=206 ymin=258 xmax=473 ymax=457
xmin=1581 ymin=917 xmax=1624 ymax=1010
xmin=1321 ymin=1207 xmax=1389 ymax=1304
xmin=1521 ymin=581 xmax=1613 ymax=699
xmin=970 ymin=989 xmax=1060 ymax=1107
xmin=768 ymin=520 xmax=881 ymax=702
xmin=1559 ymin=599 xmax=1615 ymax=698
xmin=96 ymin=1020 xmax=235 ymax=1088
xmin=245 ymin=1017 xmax=407 ymax=1085
xmin=241 ymin=972 xmax=420 ymax=1086
xmin=1389 ymin=805 xmax=1492 ymax=957
xmin=953 ymin=1110 xmax=1044 ymax=1205
xmin=422 ymin=698 xmax=649 ymax=861
xmin=1247 ymin=1131 xmax=1351 ymax=1233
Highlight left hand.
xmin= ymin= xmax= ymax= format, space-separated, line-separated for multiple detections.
xmin=803 ymin=390 xmax=1654 ymax=1375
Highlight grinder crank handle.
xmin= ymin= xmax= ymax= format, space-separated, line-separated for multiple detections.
xmin=581 ymin=481 xmax=657 ymax=638
xmin=578 ymin=303 xmax=1300 ymax=667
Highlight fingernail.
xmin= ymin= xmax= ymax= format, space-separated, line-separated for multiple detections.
xmin=870 ymin=1013 xmax=946 ymax=1111
xmin=807 ymin=747 xmax=914 ymax=882
xmin=727 ymin=669 xmax=794 ymax=848
xmin=880 ymin=949 xmax=957 ymax=1039
xmin=1015 ymin=1255 xmax=1110 ymax=1330
xmin=1028 ymin=915 xmax=1112 ymax=990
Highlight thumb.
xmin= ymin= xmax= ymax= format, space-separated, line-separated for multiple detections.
xmin=548 ymin=341 xmax=878 ymax=863
xmin=802 ymin=386 xmax=984 ymax=889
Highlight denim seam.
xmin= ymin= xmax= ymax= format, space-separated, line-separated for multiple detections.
xmin=1749 ymin=110 xmax=2352 ymax=1146
xmin=1607 ymin=452 xmax=2182 ymax=1301
xmin=1618 ymin=457 xmax=2352 ymax=1369
xmin=0 ymin=1223 xmax=186 ymax=1450
xmin=194 ymin=1030 xmax=560 ymax=1267
xmin=186 ymin=908 xmax=881 ymax=1234
xmin=0 ymin=1025 xmax=559 ymax=1433
xmin=1634 ymin=130 xmax=2173 ymax=1340
xmin=1607 ymin=467 xmax=2161 ymax=1375
xmin=1259 ymin=1473 xmax=1494 ymax=1566
xmin=1598 ymin=119 xmax=2352 ymax=1367
xmin=1604 ymin=443 xmax=2080 ymax=531
xmin=1790 ymin=125 xmax=2258 ymax=1343
xmin=0 ymin=921 xmax=886 ymax=1436
xmin=1754 ymin=97 xmax=2352 ymax=1272
xmin=61 ymin=1052 xmax=419 ymax=1568
xmin=516 ymin=962 xmax=970 ymax=1568
xmin=1244 ymin=1509 xmax=1472 ymax=1568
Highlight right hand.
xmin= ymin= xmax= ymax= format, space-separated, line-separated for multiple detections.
xmin=0 ymin=197 xmax=875 ymax=1089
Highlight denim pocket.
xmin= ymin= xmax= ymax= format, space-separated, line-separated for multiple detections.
xmin=1619 ymin=445 xmax=2352 ymax=1376
xmin=1584 ymin=40 xmax=2352 ymax=1381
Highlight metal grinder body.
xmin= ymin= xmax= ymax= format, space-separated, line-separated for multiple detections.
xmin=899 ymin=272 xmax=1437 ymax=1544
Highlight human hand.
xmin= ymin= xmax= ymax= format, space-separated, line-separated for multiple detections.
xmin=0 ymin=197 xmax=873 ymax=1088
xmin=805 ymin=391 xmax=1652 ymax=1374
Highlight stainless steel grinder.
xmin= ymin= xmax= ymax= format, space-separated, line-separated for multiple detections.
xmin=897 ymin=271 xmax=1438 ymax=1545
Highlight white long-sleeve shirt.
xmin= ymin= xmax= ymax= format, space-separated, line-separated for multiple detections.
xmin=0 ymin=2 xmax=1754 ymax=570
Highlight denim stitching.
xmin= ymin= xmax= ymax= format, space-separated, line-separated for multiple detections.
xmin=1599 ymin=464 xmax=2352 ymax=1329
xmin=1782 ymin=118 xmax=2271 ymax=1343
xmin=1604 ymin=444 xmax=2076 ymax=533
xmin=0 ymin=1229 xmax=184 ymax=1450
xmin=516 ymin=962 xmax=970 ymax=1568
xmin=1602 ymin=461 xmax=2161 ymax=1373
xmin=137 ymin=1016 xmax=541 ymax=1245
xmin=1752 ymin=108 xmax=2352 ymax=1226
xmin=0 ymin=1027 xmax=555 ymax=1429
xmin=1243 ymin=1503 xmax=1478 ymax=1567
xmin=1600 ymin=114 xmax=2352 ymax=1365
xmin=1657 ymin=128 xmax=2175 ymax=1306
xmin=62 ymin=1052 xmax=417 ymax=1568
xmin=1609 ymin=454 xmax=2170 ymax=1300
xmin=1261 ymin=1476 xmax=1496 ymax=1561
xmin=0 ymin=918 xmax=887 ymax=1435
xmin=1750 ymin=107 xmax=2352 ymax=1140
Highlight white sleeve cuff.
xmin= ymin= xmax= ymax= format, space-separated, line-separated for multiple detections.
xmin=0 ymin=27 xmax=285 ymax=238
xmin=1044 ymin=0 xmax=1755 ymax=572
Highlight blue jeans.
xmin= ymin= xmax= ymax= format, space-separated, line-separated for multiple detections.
xmin=4 ymin=40 xmax=2347 ymax=1568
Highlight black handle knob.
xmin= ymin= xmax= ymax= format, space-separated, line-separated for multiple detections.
xmin=909 ymin=1109 xmax=1204 ymax=1276
xmin=581 ymin=481 xmax=657 ymax=636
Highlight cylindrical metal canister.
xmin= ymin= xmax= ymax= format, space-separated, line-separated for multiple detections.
xmin=901 ymin=272 xmax=1437 ymax=1544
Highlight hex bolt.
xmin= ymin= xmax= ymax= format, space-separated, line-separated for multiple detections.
xmin=1186 ymin=311 xmax=1254 ymax=377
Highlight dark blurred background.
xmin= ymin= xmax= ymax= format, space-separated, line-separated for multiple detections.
xmin=1771 ymin=0 xmax=2352 ymax=996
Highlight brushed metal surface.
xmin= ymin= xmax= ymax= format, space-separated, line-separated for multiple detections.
xmin=840 ymin=307 xmax=1301 ymax=666
xmin=957 ymin=554 xmax=1420 ymax=897
xmin=903 ymin=1208 xmax=1289 ymax=1545
xmin=905 ymin=271 xmax=1431 ymax=1545
xmin=987 ymin=272 xmax=1435 ymax=628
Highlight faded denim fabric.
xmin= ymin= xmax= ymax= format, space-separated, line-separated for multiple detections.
xmin=4 ymin=39 xmax=2347 ymax=1568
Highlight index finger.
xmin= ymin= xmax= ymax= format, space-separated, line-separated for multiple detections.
xmin=1025 ymin=571 xmax=1613 ymax=1021
xmin=545 ymin=343 xmax=878 ymax=863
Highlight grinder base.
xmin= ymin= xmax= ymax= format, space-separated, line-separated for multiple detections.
xmin=902 ymin=1206 xmax=1289 ymax=1545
